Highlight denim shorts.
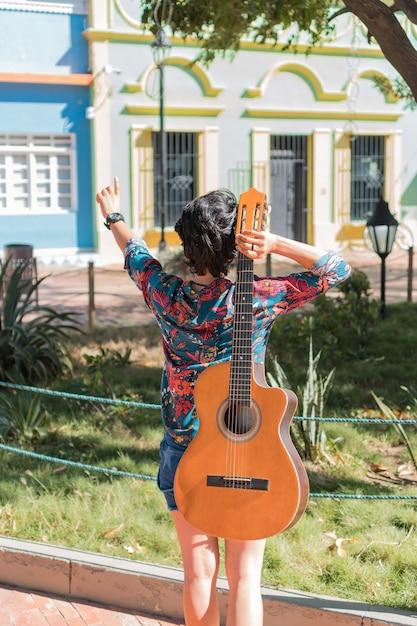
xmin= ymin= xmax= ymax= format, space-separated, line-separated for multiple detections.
xmin=157 ymin=432 xmax=187 ymax=511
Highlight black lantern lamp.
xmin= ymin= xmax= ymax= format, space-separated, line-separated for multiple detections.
xmin=366 ymin=197 xmax=399 ymax=317
xmin=151 ymin=26 xmax=171 ymax=65
xmin=151 ymin=7 xmax=172 ymax=254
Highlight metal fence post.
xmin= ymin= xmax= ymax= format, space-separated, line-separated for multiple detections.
xmin=407 ymin=246 xmax=414 ymax=303
xmin=88 ymin=261 xmax=96 ymax=330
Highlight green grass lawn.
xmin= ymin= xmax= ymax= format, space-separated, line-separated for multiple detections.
xmin=0 ymin=303 xmax=417 ymax=609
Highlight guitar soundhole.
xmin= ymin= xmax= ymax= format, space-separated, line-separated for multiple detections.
xmin=224 ymin=403 xmax=256 ymax=435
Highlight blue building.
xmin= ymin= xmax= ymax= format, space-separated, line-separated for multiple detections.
xmin=0 ymin=0 xmax=94 ymax=264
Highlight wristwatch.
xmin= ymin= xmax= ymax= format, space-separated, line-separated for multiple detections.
xmin=104 ymin=212 xmax=125 ymax=230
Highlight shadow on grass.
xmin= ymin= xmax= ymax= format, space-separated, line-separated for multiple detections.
xmin=0 ymin=430 xmax=161 ymax=502
xmin=307 ymin=466 xmax=415 ymax=496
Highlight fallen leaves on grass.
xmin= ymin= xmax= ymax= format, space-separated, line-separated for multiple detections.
xmin=356 ymin=525 xmax=414 ymax=559
xmin=102 ymin=523 xmax=124 ymax=539
xmin=123 ymin=542 xmax=144 ymax=555
xmin=324 ymin=531 xmax=360 ymax=557
xmin=369 ymin=462 xmax=388 ymax=474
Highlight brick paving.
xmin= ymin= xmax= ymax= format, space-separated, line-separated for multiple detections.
xmin=0 ymin=585 xmax=185 ymax=626
xmin=36 ymin=247 xmax=416 ymax=328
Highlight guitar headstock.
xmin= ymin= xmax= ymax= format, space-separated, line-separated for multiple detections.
xmin=235 ymin=188 xmax=269 ymax=235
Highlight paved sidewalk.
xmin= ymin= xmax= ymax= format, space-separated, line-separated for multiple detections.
xmin=0 ymin=585 xmax=185 ymax=626
xmin=36 ymin=247 xmax=416 ymax=328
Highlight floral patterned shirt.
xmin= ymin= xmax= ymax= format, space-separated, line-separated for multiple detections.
xmin=123 ymin=238 xmax=351 ymax=447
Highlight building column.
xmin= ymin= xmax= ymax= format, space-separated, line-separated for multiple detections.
xmin=385 ymin=130 xmax=402 ymax=217
xmin=251 ymin=128 xmax=270 ymax=197
xmin=198 ymin=127 xmax=219 ymax=193
xmin=312 ymin=129 xmax=333 ymax=247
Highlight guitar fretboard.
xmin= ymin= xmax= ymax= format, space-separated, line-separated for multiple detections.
xmin=229 ymin=251 xmax=253 ymax=406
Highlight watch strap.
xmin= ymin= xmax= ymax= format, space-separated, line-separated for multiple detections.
xmin=104 ymin=212 xmax=125 ymax=230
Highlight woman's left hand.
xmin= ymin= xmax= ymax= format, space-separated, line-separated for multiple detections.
xmin=236 ymin=230 xmax=278 ymax=260
xmin=96 ymin=176 xmax=121 ymax=219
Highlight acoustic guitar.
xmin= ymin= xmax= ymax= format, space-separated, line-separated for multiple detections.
xmin=174 ymin=188 xmax=309 ymax=540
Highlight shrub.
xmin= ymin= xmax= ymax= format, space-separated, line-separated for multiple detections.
xmin=267 ymin=331 xmax=335 ymax=462
xmin=0 ymin=259 xmax=81 ymax=384
xmin=0 ymin=391 xmax=45 ymax=442
xmin=268 ymin=269 xmax=380 ymax=374
xmin=312 ymin=269 xmax=379 ymax=363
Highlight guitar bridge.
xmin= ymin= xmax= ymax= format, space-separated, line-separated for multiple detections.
xmin=207 ymin=475 xmax=269 ymax=491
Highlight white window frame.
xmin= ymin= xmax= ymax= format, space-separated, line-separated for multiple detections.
xmin=0 ymin=1 xmax=87 ymax=15
xmin=0 ymin=133 xmax=77 ymax=216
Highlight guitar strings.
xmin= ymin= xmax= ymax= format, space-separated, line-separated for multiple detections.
xmin=230 ymin=234 xmax=254 ymax=488
xmin=227 ymin=199 xmax=265 ymax=490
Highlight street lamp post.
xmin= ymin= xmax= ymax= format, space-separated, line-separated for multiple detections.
xmin=151 ymin=21 xmax=171 ymax=253
xmin=366 ymin=197 xmax=399 ymax=318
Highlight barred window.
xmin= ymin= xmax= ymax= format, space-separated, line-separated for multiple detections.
xmin=0 ymin=134 xmax=75 ymax=214
xmin=153 ymin=132 xmax=198 ymax=227
xmin=350 ymin=135 xmax=385 ymax=221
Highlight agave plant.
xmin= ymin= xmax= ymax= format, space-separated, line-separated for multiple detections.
xmin=0 ymin=390 xmax=45 ymax=442
xmin=371 ymin=391 xmax=417 ymax=472
xmin=267 ymin=332 xmax=335 ymax=462
xmin=0 ymin=258 xmax=81 ymax=384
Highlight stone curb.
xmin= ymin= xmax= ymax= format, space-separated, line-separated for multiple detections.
xmin=0 ymin=536 xmax=416 ymax=626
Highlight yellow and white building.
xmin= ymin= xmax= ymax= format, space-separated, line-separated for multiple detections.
xmin=86 ymin=0 xmax=417 ymax=262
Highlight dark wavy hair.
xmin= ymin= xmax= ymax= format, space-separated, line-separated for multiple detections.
xmin=174 ymin=189 xmax=237 ymax=277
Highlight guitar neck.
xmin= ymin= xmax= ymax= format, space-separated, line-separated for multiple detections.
xmin=229 ymin=251 xmax=254 ymax=405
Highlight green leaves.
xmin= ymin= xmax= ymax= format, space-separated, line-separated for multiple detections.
xmin=0 ymin=258 xmax=81 ymax=386
xmin=142 ymin=0 xmax=334 ymax=63
xmin=371 ymin=391 xmax=417 ymax=472
xmin=268 ymin=330 xmax=336 ymax=462
xmin=0 ymin=391 xmax=45 ymax=442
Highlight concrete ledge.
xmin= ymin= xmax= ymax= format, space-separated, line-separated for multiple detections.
xmin=0 ymin=536 xmax=416 ymax=626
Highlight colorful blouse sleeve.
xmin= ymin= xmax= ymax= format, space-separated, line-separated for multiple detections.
xmin=123 ymin=238 xmax=182 ymax=315
xmin=254 ymin=251 xmax=352 ymax=319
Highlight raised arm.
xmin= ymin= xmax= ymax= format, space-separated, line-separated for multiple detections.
xmin=237 ymin=229 xmax=352 ymax=318
xmin=236 ymin=230 xmax=328 ymax=268
xmin=95 ymin=177 xmax=182 ymax=315
xmin=95 ymin=176 xmax=134 ymax=250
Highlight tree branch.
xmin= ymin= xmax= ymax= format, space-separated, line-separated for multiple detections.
xmin=391 ymin=0 xmax=417 ymax=26
xmin=344 ymin=0 xmax=417 ymax=101
xmin=328 ymin=7 xmax=351 ymax=23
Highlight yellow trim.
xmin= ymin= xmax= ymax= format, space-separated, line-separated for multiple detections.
xmin=243 ymin=109 xmax=402 ymax=121
xmin=143 ymin=229 xmax=181 ymax=248
xmin=113 ymin=0 xmax=143 ymax=29
xmin=124 ymin=57 xmax=223 ymax=98
xmin=243 ymin=62 xmax=346 ymax=102
xmin=122 ymin=105 xmax=224 ymax=117
xmin=333 ymin=132 xmax=351 ymax=224
xmin=83 ymin=29 xmax=385 ymax=58
xmin=354 ymin=69 xmax=400 ymax=104
xmin=307 ymin=135 xmax=314 ymax=244
xmin=335 ymin=223 xmax=366 ymax=243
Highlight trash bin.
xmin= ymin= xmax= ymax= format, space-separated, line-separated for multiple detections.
xmin=1 ymin=243 xmax=39 ymax=305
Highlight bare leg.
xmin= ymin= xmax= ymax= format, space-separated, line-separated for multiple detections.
xmin=225 ymin=537 xmax=266 ymax=626
xmin=172 ymin=510 xmax=220 ymax=626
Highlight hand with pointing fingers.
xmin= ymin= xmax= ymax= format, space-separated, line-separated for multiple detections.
xmin=96 ymin=176 xmax=121 ymax=219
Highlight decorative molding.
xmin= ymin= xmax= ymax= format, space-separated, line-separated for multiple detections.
xmin=123 ymin=57 xmax=223 ymax=98
xmin=242 ymin=62 xmax=346 ymax=101
xmin=0 ymin=0 xmax=87 ymax=14
xmin=122 ymin=105 xmax=224 ymax=118
xmin=0 ymin=72 xmax=93 ymax=85
xmin=83 ymin=29 xmax=385 ymax=59
xmin=113 ymin=0 xmax=143 ymax=30
xmin=243 ymin=109 xmax=402 ymax=122
xmin=344 ymin=69 xmax=400 ymax=104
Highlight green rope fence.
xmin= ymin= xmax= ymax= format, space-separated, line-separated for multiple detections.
xmin=1 ymin=381 xmax=417 ymax=425
xmin=1 ymin=380 xmax=416 ymax=501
